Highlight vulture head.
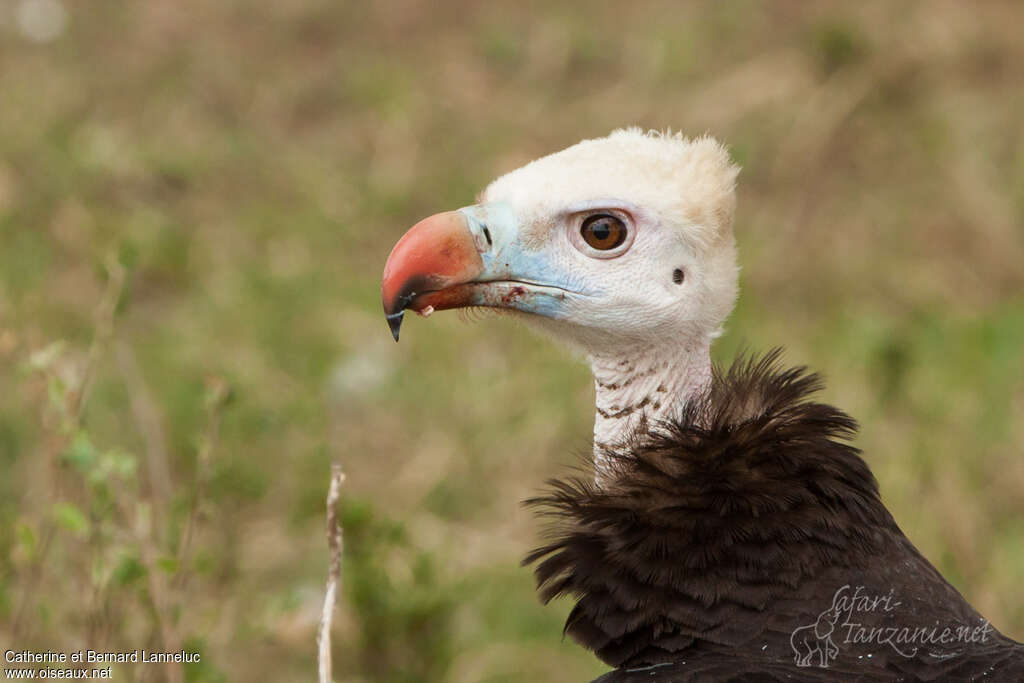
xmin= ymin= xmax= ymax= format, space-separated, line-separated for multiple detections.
xmin=383 ymin=129 xmax=740 ymax=458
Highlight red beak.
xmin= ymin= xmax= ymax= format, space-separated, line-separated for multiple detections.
xmin=381 ymin=211 xmax=484 ymax=341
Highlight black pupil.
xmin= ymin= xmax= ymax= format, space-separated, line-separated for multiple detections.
xmin=582 ymin=214 xmax=625 ymax=250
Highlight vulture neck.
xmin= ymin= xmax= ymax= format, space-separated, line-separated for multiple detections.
xmin=589 ymin=337 xmax=712 ymax=469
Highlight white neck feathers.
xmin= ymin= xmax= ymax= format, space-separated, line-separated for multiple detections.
xmin=589 ymin=338 xmax=712 ymax=474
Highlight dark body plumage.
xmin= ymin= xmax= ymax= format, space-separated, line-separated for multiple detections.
xmin=525 ymin=352 xmax=1024 ymax=682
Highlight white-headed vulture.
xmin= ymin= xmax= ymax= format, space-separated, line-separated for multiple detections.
xmin=381 ymin=129 xmax=1024 ymax=681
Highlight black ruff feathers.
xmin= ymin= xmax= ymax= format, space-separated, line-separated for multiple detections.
xmin=524 ymin=351 xmax=1024 ymax=681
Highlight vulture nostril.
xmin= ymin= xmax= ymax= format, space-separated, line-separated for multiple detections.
xmin=482 ymin=226 xmax=493 ymax=248
xmin=673 ymin=268 xmax=684 ymax=285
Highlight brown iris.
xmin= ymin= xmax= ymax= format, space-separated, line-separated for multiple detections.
xmin=580 ymin=214 xmax=627 ymax=250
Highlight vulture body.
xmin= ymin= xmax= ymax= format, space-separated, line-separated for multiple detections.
xmin=380 ymin=129 xmax=1024 ymax=681
xmin=527 ymin=353 xmax=1024 ymax=681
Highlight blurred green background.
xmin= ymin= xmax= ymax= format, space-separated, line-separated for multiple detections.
xmin=1 ymin=1 xmax=1022 ymax=681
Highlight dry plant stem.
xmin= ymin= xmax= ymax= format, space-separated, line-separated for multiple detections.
xmin=108 ymin=482 xmax=185 ymax=683
xmin=119 ymin=364 xmax=222 ymax=683
xmin=140 ymin=547 xmax=185 ymax=683
xmin=10 ymin=256 xmax=126 ymax=641
xmin=172 ymin=377 xmax=228 ymax=590
xmin=318 ymin=462 xmax=346 ymax=683
xmin=116 ymin=340 xmax=173 ymax=506
xmin=117 ymin=340 xmax=183 ymax=683
xmin=73 ymin=256 xmax=126 ymax=417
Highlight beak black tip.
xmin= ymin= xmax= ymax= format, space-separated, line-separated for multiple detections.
xmin=386 ymin=311 xmax=404 ymax=342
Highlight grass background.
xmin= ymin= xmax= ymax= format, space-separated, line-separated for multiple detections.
xmin=1 ymin=1 xmax=1022 ymax=681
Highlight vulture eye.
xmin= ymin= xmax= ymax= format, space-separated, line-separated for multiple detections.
xmin=580 ymin=214 xmax=627 ymax=251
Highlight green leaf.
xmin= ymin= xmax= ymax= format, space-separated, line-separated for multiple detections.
xmin=106 ymin=449 xmax=138 ymax=479
xmin=47 ymin=375 xmax=68 ymax=414
xmin=51 ymin=502 xmax=90 ymax=538
xmin=155 ymin=556 xmax=179 ymax=575
xmin=62 ymin=432 xmax=98 ymax=472
xmin=112 ymin=553 xmax=147 ymax=586
xmin=15 ymin=522 xmax=37 ymax=560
